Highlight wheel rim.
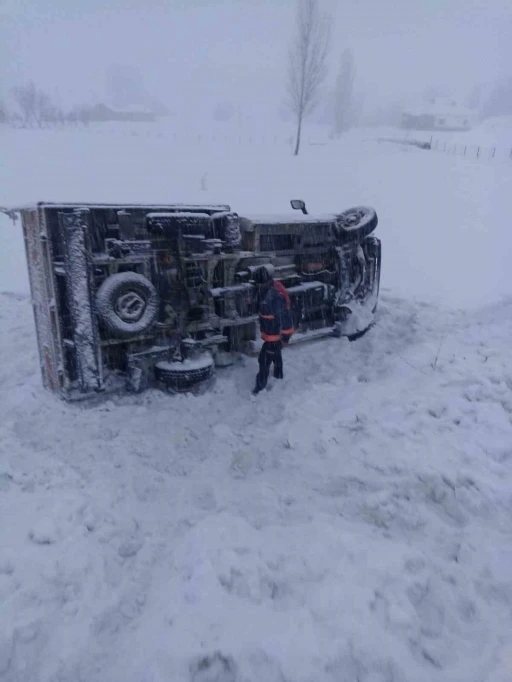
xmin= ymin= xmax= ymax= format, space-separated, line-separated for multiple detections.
xmin=339 ymin=209 xmax=366 ymax=228
xmin=114 ymin=290 xmax=146 ymax=323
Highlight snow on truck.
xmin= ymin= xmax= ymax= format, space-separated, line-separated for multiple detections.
xmin=13 ymin=200 xmax=381 ymax=398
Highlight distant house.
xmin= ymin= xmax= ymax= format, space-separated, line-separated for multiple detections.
xmin=85 ymin=103 xmax=157 ymax=123
xmin=401 ymin=97 xmax=477 ymax=132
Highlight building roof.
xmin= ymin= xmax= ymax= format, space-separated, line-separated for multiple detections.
xmin=403 ymin=97 xmax=476 ymax=118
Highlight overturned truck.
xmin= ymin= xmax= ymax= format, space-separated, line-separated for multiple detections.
xmin=16 ymin=200 xmax=381 ymax=399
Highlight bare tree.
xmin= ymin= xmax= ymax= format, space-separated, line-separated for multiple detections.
xmin=332 ymin=49 xmax=355 ymax=137
xmin=11 ymin=82 xmax=55 ymax=127
xmin=287 ymin=0 xmax=331 ymax=155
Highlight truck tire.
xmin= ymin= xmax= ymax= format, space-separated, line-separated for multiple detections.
xmin=335 ymin=207 xmax=378 ymax=242
xmin=154 ymin=353 xmax=214 ymax=392
xmin=96 ymin=272 xmax=159 ymax=339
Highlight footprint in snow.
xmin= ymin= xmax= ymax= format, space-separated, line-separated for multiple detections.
xmin=190 ymin=652 xmax=238 ymax=682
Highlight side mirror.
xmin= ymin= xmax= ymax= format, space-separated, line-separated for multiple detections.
xmin=290 ymin=199 xmax=308 ymax=215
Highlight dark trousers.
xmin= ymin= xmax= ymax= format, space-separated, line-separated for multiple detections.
xmin=254 ymin=341 xmax=283 ymax=392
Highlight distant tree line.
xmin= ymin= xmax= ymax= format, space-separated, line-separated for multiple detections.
xmin=0 ymin=75 xmax=161 ymax=129
xmin=0 ymin=82 xmax=98 ymax=128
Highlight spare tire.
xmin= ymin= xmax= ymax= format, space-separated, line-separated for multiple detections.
xmin=96 ymin=272 xmax=159 ymax=338
xmin=335 ymin=207 xmax=378 ymax=242
xmin=154 ymin=353 xmax=214 ymax=393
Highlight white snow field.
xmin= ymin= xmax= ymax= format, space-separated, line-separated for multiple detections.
xmin=1 ymin=125 xmax=512 ymax=682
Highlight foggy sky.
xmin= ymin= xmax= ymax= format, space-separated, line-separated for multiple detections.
xmin=1 ymin=0 xmax=511 ymax=118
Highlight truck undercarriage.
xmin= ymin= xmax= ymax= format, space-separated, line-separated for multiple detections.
xmin=16 ymin=200 xmax=381 ymax=398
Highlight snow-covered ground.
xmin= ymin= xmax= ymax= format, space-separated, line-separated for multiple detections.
xmin=2 ymin=124 xmax=511 ymax=307
xmin=1 ymin=125 xmax=512 ymax=682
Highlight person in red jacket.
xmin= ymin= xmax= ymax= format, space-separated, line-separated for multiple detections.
xmin=252 ymin=264 xmax=294 ymax=394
